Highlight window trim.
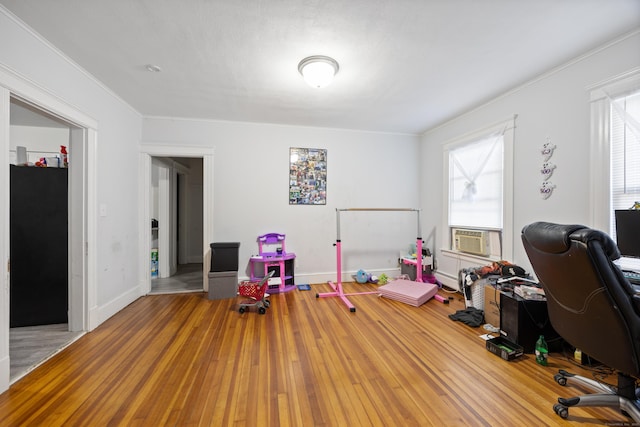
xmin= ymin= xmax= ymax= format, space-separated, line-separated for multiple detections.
xmin=588 ymin=67 xmax=640 ymax=232
xmin=441 ymin=115 xmax=516 ymax=261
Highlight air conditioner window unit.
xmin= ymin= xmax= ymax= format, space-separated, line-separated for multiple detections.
xmin=453 ymin=228 xmax=490 ymax=256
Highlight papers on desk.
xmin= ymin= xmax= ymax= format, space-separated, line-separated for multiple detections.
xmin=615 ymin=257 xmax=640 ymax=273
xmin=514 ymin=285 xmax=546 ymax=301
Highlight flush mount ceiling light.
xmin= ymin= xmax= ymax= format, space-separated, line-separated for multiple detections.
xmin=145 ymin=64 xmax=162 ymax=73
xmin=298 ymin=55 xmax=339 ymax=88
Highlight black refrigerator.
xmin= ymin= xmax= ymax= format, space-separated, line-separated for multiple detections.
xmin=10 ymin=165 xmax=68 ymax=327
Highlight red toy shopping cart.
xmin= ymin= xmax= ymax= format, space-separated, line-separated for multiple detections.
xmin=238 ymin=270 xmax=274 ymax=314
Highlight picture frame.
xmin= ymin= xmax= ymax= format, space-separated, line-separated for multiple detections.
xmin=289 ymin=147 xmax=327 ymax=205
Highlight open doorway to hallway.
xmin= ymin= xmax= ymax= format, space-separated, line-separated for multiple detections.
xmin=149 ymin=156 xmax=204 ymax=294
xmin=8 ymin=97 xmax=89 ymax=383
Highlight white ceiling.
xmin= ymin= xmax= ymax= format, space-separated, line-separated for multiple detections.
xmin=2 ymin=0 xmax=639 ymax=134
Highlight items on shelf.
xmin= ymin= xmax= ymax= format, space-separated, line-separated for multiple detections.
xmin=14 ymin=145 xmax=69 ymax=167
xmin=151 ymin=249 xmax=158 ymax=278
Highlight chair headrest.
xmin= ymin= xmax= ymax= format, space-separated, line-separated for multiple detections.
xmin=522 ymin=221 xmax=620 ymax=260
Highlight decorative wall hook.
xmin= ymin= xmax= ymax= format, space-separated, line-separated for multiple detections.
xmin=541 ymin=139 xmax=556 ymax=162
xmin=540 ymin=181 xmax=556 ymax=200
xmin=540 ymin=162 xmax=556 ymax=181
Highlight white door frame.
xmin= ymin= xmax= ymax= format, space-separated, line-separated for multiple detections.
xmin=139 ymin=144 xmax=214 ymax=294
xmin=0 ymin=64 xmax=97 ymax=392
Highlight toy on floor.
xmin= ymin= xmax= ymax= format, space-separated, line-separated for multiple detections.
xmin=355 ymin=269 xmax=379 ymax=284
xmin=356 ymin=269 xmax=369 ymax=284
xmin=238 ymin=271 xmax=274 ymax=314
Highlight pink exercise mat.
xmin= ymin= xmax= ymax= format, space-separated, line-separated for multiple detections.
xmin=378 ymin=279 xmax=438 ymax=307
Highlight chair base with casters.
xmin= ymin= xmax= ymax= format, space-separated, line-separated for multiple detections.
xmin=552 ymin=369 xmax=640 ymax=421
xmin=521 ymin=222 xmax=640 ymax=424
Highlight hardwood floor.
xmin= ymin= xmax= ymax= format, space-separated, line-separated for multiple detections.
xmin=0 ymin=282 xmax=628 ymax=426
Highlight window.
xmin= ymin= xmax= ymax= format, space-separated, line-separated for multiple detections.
xmin=442 ymin=116 xmax=516 ymax=259
xmin=449 ymin=133 xmax=504 ymax=229
xmin=588 ymin=70 xmax=640 ymax=237
xmin=610 ymin=89 xmax=640 ymax=233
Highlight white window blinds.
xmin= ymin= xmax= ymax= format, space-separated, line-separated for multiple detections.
xmin=610 ymin=90 xmax=640 ymax=229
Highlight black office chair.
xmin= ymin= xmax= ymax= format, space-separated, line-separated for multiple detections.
xmin=521 ymin=221 xmax=640 ymax=422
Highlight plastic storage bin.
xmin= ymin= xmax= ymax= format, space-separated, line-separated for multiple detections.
xmin=400 ymin=257 xmax=431 ymax=281
xmin=209 ymin=242 xmax=240 ymax=272
xmin=208 ymin=271 xmax=239 ymax=300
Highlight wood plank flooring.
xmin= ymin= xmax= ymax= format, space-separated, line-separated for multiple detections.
xmin=0 ymin=282 xmax=629 ymax=426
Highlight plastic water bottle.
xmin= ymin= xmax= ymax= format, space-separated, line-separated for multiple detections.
xmin=535 ymin=335 xmax=548 ymax=366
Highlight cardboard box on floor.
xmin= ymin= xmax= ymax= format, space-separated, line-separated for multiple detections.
xmin=484 ymin=284 xmax=501 ymax=328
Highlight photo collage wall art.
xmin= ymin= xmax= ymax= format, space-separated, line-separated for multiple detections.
xmin=289 ymin=147 xmax=327 ymax=205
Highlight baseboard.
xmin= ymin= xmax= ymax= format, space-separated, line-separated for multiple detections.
xmin=244 ymin=268 xmax=402 ymax=285
xmin=88 ymin=286 xmax=143 ymax=331
xmin=436 ymin=271 xmax=460 ymax=292
xmin=0 ymin=354 xmax=9 ymax=393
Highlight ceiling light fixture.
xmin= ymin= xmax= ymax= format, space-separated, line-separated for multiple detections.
xmin=298 ymin=56 xmax=339 ymax=88
xmin=145 ymin=64 xmax=162 ymax=73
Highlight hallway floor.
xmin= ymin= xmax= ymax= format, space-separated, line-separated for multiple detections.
xmin=10 ymin=324 xmax=83 ymax=383
xmin=150 ymin=263 xmax=203 ymax=294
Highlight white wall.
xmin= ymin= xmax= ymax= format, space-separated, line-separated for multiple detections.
xmin=142 ymin=118 xmax=420 ymax=283
xmin=420 ymin=30 xmax=640 ymax=287
xmin=0 ymin=9 xmax=143 ymax=333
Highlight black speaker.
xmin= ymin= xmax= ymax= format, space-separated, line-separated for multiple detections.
xmin=500 ymin=291 xmax=561 ymax=353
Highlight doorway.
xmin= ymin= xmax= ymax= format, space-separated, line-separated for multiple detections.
xmin=7 ymin=97 xmax=88 ymax=382
xmin=149 ymin=156 xmax=204 ymax=294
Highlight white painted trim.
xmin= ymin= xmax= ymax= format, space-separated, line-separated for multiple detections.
xmin=588 ymin=68 xmax=640 ymax=232
xmin=0 ymin=87 xmax=10 ymax=392
xmin=139 ymin=143 xmax=214 ymax=294
xmin=438 ymin=115 xmax=517 ymax=148
xmin=85 ymin=129 xmax=99 ymax=331
xmin=280 ymin=269 xmax=403 ymax=288
xmin=436 ymin=271 xmax=460 ymax=292
xmin=0 ymin=64 xmax=97 ymax=130
xmin=0 ymin=7 xmax=140 ymax=118
xmin=68 ymin=127 xmax=86 ymax=332
xmin=138 ymin=153 xmax=152 ymax=293
xmin=91 ymin=286 xmax=142 ymax=328
xmin=0 ymin=66 xmax=99 ymax=391
xmin=203 ymin=153 xmax=214 ymax=292
xmin=423 ymin=30 xmax=640 ymax=136
xmin=440 ymin=115 xmax=517 ymax=261
xmin=588 ymin=67 xmax=640 ymax=102
xmin=139 ymin=142 xmax=214 ymax=158
xmin=158 ymin=164 xmax=170 ymax=278
xmin=589 ymin=97 xmax=611 ymax=231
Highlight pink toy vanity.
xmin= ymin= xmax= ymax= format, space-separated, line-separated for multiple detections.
xmin=249 ymin=233 xmax=296 ymax=293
